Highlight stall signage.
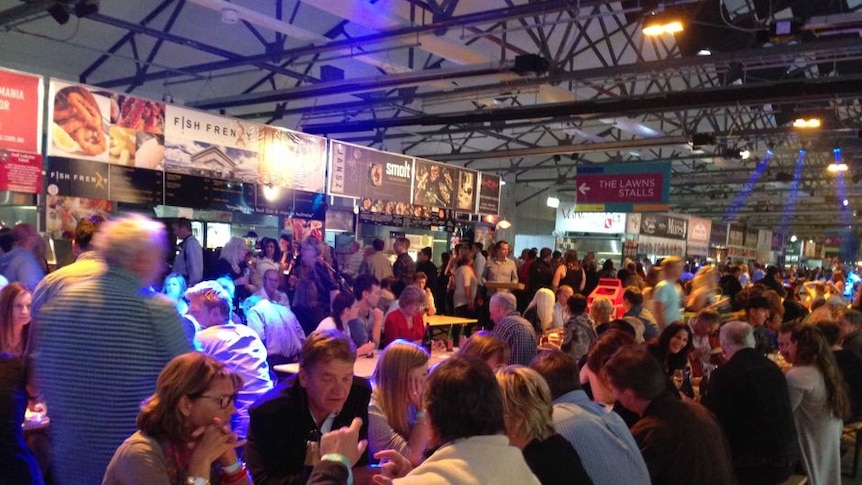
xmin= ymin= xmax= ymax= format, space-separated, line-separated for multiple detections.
xmin=477 ymin=173 xmax=501 ymax=215
xmin=455 ymin=169 xmax=478 ymax=213
xmin=108 ymin=165 xmax=163 ymax=206
xmin=626 ymin=213 xmax=641 ymax=234
xmin=744 ymin=227 xmax=759 ymax=249
xmin=329 ymin=141 xmax=413 ymax=202
xmin=413 ymin=158 xmax=458 ymax=209
xmin=728 ymin=223 xmax=745 ymax=247
xmin=638 ymin=214 xmax=688 ymax=240
xmin=0 ymin=150 xmax=42 ymax=194
xmin=257 ymin=125 xmax=327 ymax=193
xmin=46 ymin=157 xmax=109 ymax=200
xmin=687 ymin=216 xmax=711 ymax=243
xmin=555 ymin=206 xmax=626 ymax=234
xmin=710 ymin=222 xmax=728 ymax=247
xmin=294 ymin=190 xmax=326 ymax=220
xmin=0 ymin=68 xmax=42 ymax=154
xmin=574 ymin=161 xmax=670 ymax=212
xmin=771 ymin=232 xmax=784 ymax=251
xmin=757 ymin=229 xmax=773 ymax=252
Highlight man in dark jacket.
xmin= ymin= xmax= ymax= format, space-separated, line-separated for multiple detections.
xmin=702 ymin=321 xmax=799 ymax=485
xmin=529 ymin=248 xmax=555 ymax=296
xmin=246 ymin=329 xmax=371 ymax=485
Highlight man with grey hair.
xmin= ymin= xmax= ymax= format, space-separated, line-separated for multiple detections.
xmin=33 ymin=214 xmax=191 ymax=485
xmin=702 ymin=321 xmax=799 ymax=485
xmin=490 ymin=291 xmax=537 ymax=365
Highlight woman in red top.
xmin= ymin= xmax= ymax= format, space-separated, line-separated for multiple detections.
xmin=384 ymin=285 xmax=426 ymax=346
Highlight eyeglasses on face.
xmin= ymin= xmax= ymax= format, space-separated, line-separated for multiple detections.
xmin=193 ymin=393 xmax=238 ymax=409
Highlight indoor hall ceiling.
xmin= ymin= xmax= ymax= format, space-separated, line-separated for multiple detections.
xmin=2 ymin=0 xmax=862 ymax=238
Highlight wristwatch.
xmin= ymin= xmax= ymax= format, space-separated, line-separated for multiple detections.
xmin=185 ymin=477 xmax=210 ymax=485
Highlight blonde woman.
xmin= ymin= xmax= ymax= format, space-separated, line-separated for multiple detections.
xmin=523 ymin=288 xmax=555 ymax=334
xmin=496 ymin=366 xmax=594 ymax=485
xmin=685 ymin=265 xmax=718 ymax=312
xmin=368 ymin=339 xmax=431 ymax=466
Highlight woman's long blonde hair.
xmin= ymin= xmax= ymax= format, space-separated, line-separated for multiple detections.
xmin=496 ymin=365 xmax=556 ymax=443
xmin=371 ymin=340 xmax=429 ymax=438
xmin=525 ymin=288 xmax=555 ymax=330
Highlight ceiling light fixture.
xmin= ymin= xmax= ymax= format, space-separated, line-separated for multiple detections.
xmin=642 ymin=12 xmax=684 ymax=36
xmin=828 ymin=147 xmax=848 ymax=173
xmin=790 ymin=235 xmax=797 ymax=243
xmin=792 ymin=118 xmax=821 ymax=129
xmin=739 ymin=149 xmax=751 ymax=160
xmin=496 ymin=219 xmax=512 ymax=230
xmin=546 ymin=196 xmax=560 ymax=208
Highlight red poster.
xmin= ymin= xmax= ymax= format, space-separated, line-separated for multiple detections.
xmin=0 ymin=150 xmax=42 ymax=194
xmin=0 ymin=69 xmax=42 ymax=154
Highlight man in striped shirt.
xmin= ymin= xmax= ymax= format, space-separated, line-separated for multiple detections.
xmin=32 ymin=214 xmax=191 ymax=485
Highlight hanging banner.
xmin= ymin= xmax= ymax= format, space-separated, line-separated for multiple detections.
xmin=555 ymin=205 xmax=626 ymax=234
xmin=744 ymin=227 xmax=759 ymax=249
xmin=638 ymin=214 xmax=688 ymax=240
xmin=0 ymin=68 xmax=42 ymax=154
xmin=257 ymin=125 xmax=327 ymax=193
xmin=329 ymin=141 xmax=413 ymax=203
xmin=455 ymin=168 xmax=478 ymax=212
xmin=477 ymin=173 xmax=501 ymax=215
xmin=710 ymin=222 xmax=728 ymax=247
xmin=413 ymin=158 xmax=457 ymax=209
xmin=686 ymin=216 xmax=711 ymax=257
xmin=728 ymin=223 xmax=745 ymax=247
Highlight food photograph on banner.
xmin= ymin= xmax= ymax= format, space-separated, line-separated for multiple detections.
xmin=0 ymin=67 xmax=43 ymax=155
xmin=45 ymin=195 xmax=112 ymax=239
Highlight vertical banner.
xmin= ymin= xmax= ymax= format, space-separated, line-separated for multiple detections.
xmin=455 ymin=168 xmax=478 ymax=212
xmin=257 ymin=125 xmax=326 ymax=193
xmin=686 ymin=216 xmax=712 ymax=257
xmin=0 ymin=68 xmax=42 ymax=154
xmin=477 ymin=173 xmax=501 ymax=215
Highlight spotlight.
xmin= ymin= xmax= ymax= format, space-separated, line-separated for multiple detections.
xmin=828 ymin=163 xmax=849 ymax=173
xmin=696 ymin=49 xmax=712 ymax=56
xmin=790 ymin=235 xmax=797 ymax=243
xmin=844 ymin=199 xmax=850 ymax=207
xmin=643 ymin=12 xmax=684 ymax=36
xmin=792 ymin=118 xmax=821 ymax=129
xmin=739 ymin=149 xmax=751 ymax=160
xmin=497 ymin=219 xmax=512 ymax=230
xmin=546 ymin=196 xmax=560 ymax=209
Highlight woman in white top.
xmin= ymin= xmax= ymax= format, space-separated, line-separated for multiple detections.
xmin=523 ymin=288 xmax=555 ymax=334
xmin=252 ymin=237 xmax=281 ymax=290
xmin=368 ymin=339 xmax=431 ymax=466
xmin=779 ymin=324 xmax=850 ymax=485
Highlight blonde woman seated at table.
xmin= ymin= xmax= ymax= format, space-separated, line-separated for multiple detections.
xmin=383 ymin=286 xmax=426 ymax=345
xmin=317 ymin=291 xmax=375 ymax=356
xmin=496 ymin=366 xmax=594 ymax=485
xmin=523 ymin=288 xmax=555 ymax=335
xmin=368 ymin=340 xmax=430 ymax=466
xmin=103 ymin=352 xmax=250 ymax=485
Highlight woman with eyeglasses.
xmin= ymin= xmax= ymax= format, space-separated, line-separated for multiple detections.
xmin=102 ymin=352 xmax=250 ymax=485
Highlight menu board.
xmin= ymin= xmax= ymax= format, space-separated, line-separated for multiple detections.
xmin=359 ymin=205 xmax=455 ymax=230
xmin=413 ymin=158 xmax=456 ymax=209
xmin=164 ymin=172 xmax=208 ymax=208
xmin=329 ymin=141 xmax=412 ymax=202
xmin=0 ymin=68 xmax=42 ymax=154
xmin=208 ymin=179 xmax=254 ymax=214
xmin=254 ymin=185 xmax=294 ymax=217
xmin=45 ymin=157 xmax=109 ymax=200
xmin=0 ymin=150 xmax=42 ymax=194
xmin=109 ymin=165 xmax=164 ymax=206
xmin=294 ymin=190 xmax=326 ymax=220
xmin=477 ymin=173 xmax=501 ymax=214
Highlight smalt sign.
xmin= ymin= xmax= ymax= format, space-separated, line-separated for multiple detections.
xmin=574 ymin=161 xmax=671 ymax=213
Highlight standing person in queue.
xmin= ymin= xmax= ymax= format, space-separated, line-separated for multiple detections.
xmin=391 ymin=237 xmax=416 ymax=298
xmin=211 ymin=236 xmax=254 ymax=305
xmin=652 ymin=256 xmax=683 ymax=331
xmin=778 ymin=324 xmax=849 ymax=485
xmin=245 ymin=329 xmax=371 ymax=485
xmin=171 ymin=217 xmax=203 ymax=286
xmin=551 ymin=250 xmax=585 ymax=294
xmin=291 ymin=237 xmax=340 ymax=335
xmin=33 ymin=214 xmax=191 ymax=485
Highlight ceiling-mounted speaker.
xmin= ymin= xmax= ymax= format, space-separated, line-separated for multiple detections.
xmin=48 ymin=3 xmax=70 ymax=24
xmin=74 ymin=0 xmax=98 ymax=18
xmin=512 ymin=54 xmax=549 ymax=76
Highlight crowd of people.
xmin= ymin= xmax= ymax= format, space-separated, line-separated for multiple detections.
xmin=3 ymin=213 xmax=862 ymax=485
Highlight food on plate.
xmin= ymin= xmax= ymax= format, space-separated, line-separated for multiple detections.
xmin=51 ymin=122 xmax=81 ymax=153
xmin=135 ymin=136 xmax=165 ymax=170
xmin=116 ymin=97 xmax=165 ymax=133
xmin=108 ymin=126 xmax=136 ymax=166
xmin=53 ymin=87 xmax=107 ymax=155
